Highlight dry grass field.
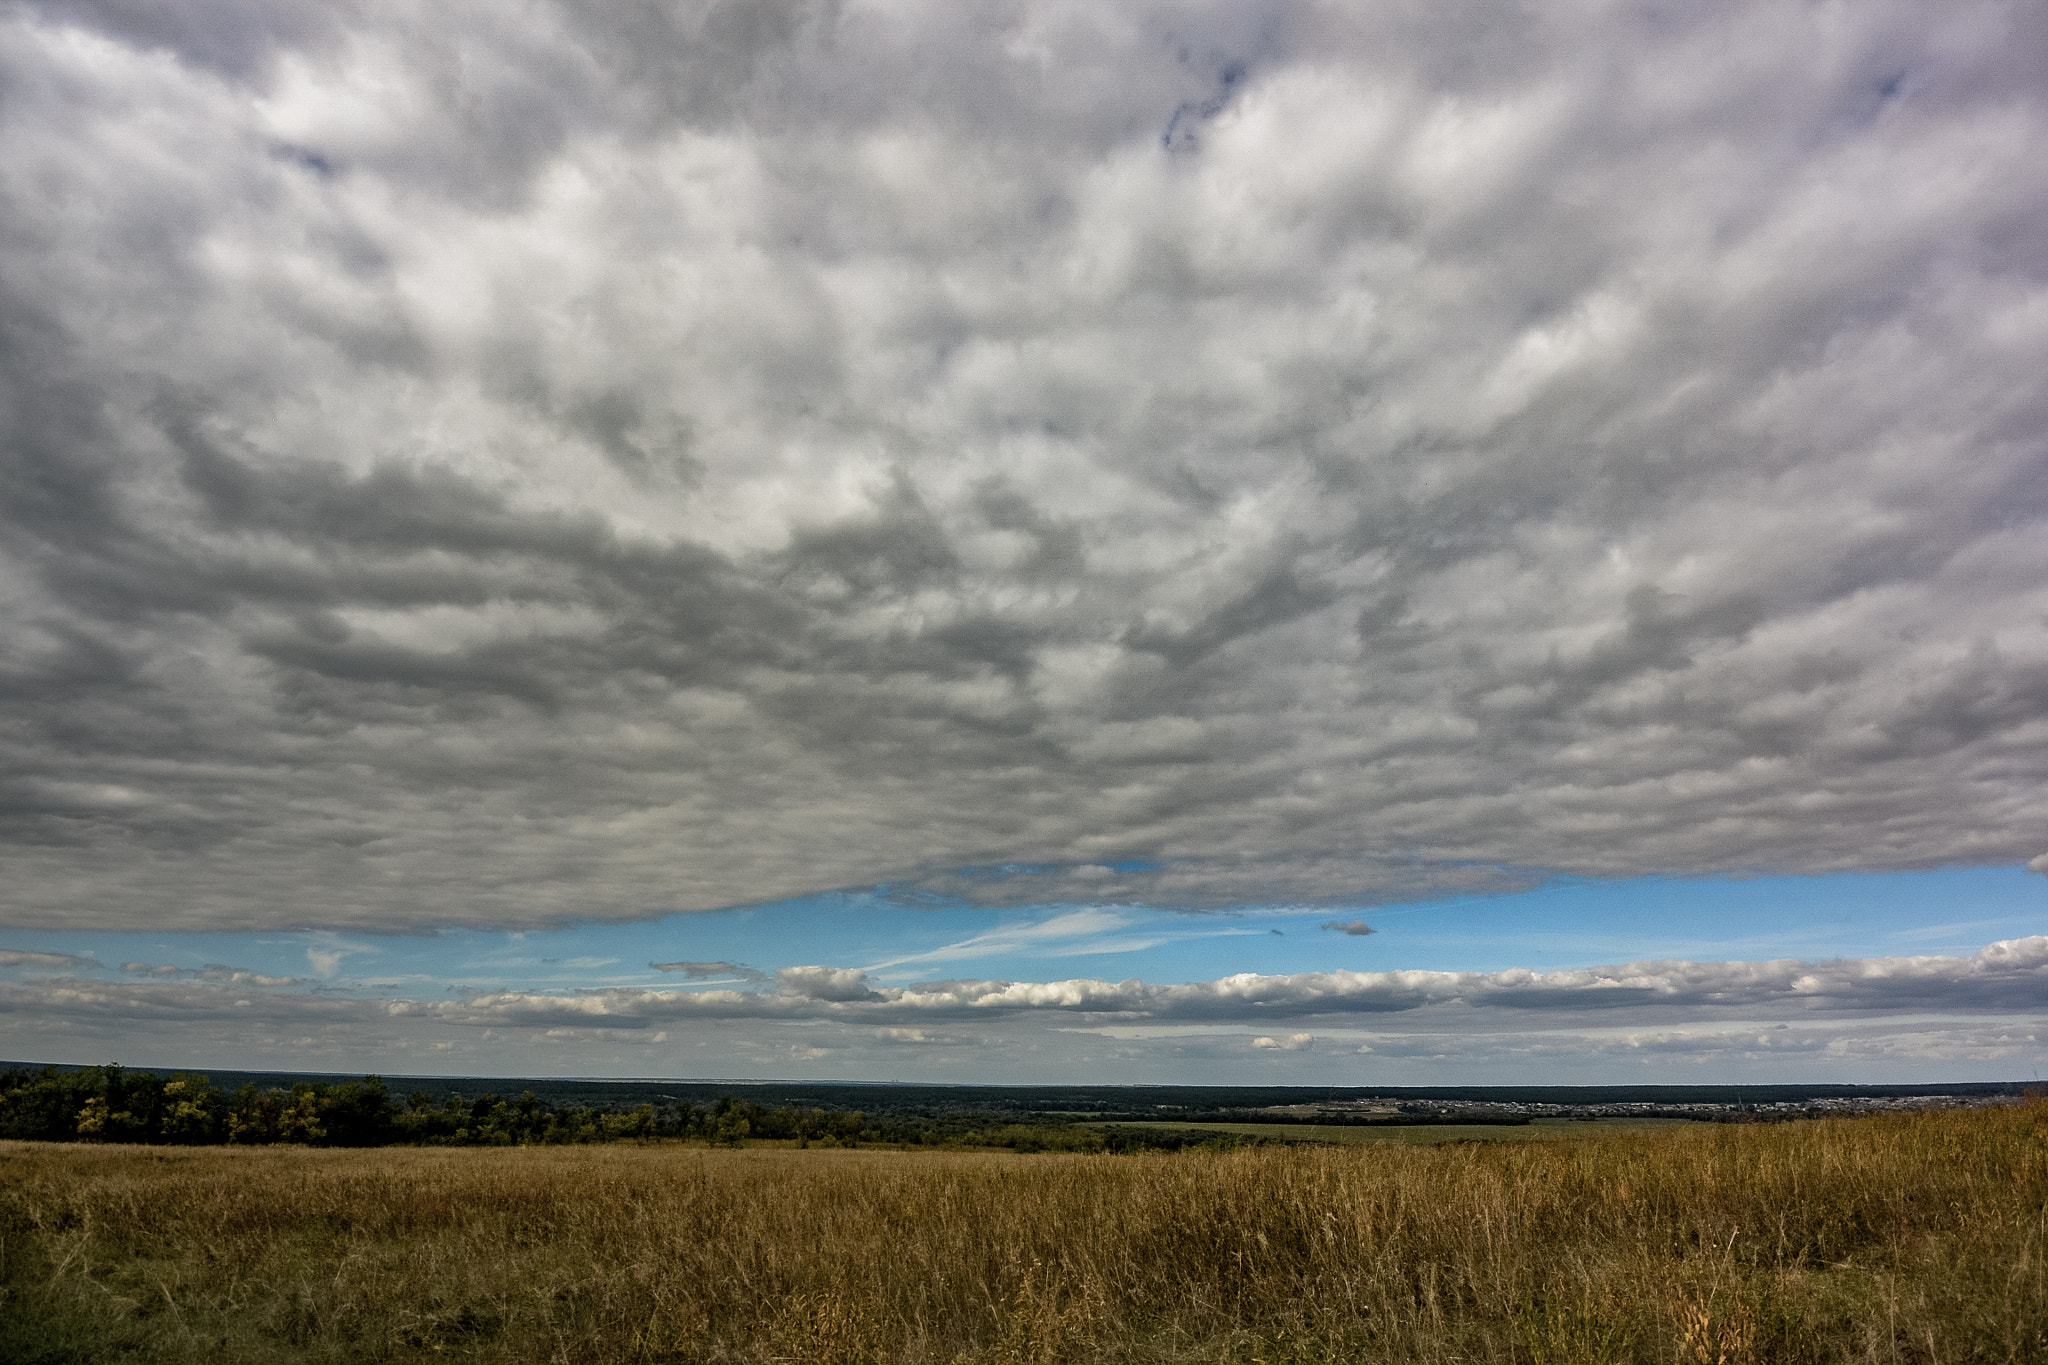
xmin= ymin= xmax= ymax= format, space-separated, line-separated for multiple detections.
xmin=2 ymin=1103 xmax=2043 ymax=1364
xmin=1082 ymin=1118 xmax=1685 ymax=1145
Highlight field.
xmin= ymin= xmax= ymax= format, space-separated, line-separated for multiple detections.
xmin=1090 ymin=1117 xmax=1686 ymax=1145
xmin=2 ymin=1104 xmax=2044 ymax=1364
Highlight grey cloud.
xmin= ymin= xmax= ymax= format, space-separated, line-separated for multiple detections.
xmin=1348 ymin=1019 xmax=2048 ymax=1071
xmin=30 ymin=0 xmax=351 ymax=80
xmin=0 ymin=949 xmax=96 ymax=969
xmin=2 ymin=3 xmax=2047 ymax=931
xmin=650 ymin=960 xmax=768 ymax=982
xmin=0 ymin=975 xmax=379 ymax=1035
xmin=775 ymin=966 xmax=886 ymax=1003
xmin=1124 ymin=565 xmax=1337 ymax=670
xmin=871 ymin=1027 xmax=978 ymax=1048
xmin=899 ymin=860 xmax=1541 ymax=913
xmin=119 ymin=961 xmax=301 ymax=986
xmin=1321 ymin=920 xmax=1376 ymax=937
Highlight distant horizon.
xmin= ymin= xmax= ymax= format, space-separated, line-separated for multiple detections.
xmin=6 ymin=1058 xmax=2035 ymax=1099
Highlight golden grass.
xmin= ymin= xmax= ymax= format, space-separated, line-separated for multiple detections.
xmin=1089 ymin=1118 xmax=1686 ymax=1145
xmin=2 ymin=1103 xmax=2044 ymax=1363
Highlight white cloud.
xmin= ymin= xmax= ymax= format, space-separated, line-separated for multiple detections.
xmin=304 ymin=934 xmax=378 ymax=980
xmin=0 ymin=3 xmax=2043 ymax=932
xmin=864 ymin=908 xmax=1193 ymax=972
xmin=1253 ymin=1032 xmax=1313 ymax=1050
xmin=5 ymin=937 xmax=2043 ymax=1080
xmin=9 ymin=936 xmax=2043 ymax=1031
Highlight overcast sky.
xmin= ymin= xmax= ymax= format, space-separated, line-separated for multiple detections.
xmin=2 ymin=0 xmax=2045 ymax=1083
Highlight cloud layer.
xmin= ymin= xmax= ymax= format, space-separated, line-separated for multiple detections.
xmin=650 ymin=960 xmax=769 ymax=982
xmin=3 ymin=938 xmax=2043 ymax=1081
xmin=415 ymin=935 xmax=2048 ymax=1025
xmin=3 ymin=2 xmax=2047 ymax=930
xmin=0 ymin=949 xmax=94 ymax=969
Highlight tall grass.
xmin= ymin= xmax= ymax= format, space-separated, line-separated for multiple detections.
xmin=3 ymin=1103 xmax=2043 ymax=1363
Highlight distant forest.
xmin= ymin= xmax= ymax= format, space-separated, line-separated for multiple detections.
xmin=4 ymin=1064 xmax=2023 ymax=1153
xmin=0 ymin=1065 xmax=1240 ymax=1153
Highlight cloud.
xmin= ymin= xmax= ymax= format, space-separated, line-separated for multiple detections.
xmin=3 ymin=939 xmax=2043 ymax=1080
xmin=11 ymin=938 xmax=2042 ymax=1032
xmin=863 ymin=908 xmax=1181 ymax=971
xmin=1253 ymin=1033 xmax=1314 ymax=1050
xmin=774 ymin=966 xmax=886 ymax=1003
xmin=872 ymin=1027 xmax=976 ymax=1047
xmin=1321 ymin=920 xmax=1377 ymax=937
xmin=0 ymin=949 xmax=96 ymax=969
xmin=1347 ymin=1019 xmax=2048 ymax=1069
xmin=1 ymin=4 xmax=2045 ymax=931
xmin=522 ymin=935 xmax=2048 ymax=1024
xmin=302 ymin=935 xmax=378 ymax=980
xmin=120 ymin=962 xmax=302 ymax=987
xmin=650 ymin=960 xmax=769 ymax=982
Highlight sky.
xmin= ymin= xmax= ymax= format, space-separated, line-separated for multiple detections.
xmin=2 ymin=0 xmax=2045 ymax=1085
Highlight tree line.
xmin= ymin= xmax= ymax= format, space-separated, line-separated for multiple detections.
xmin=0 ymin=1066 xmax=1240 ymax=1153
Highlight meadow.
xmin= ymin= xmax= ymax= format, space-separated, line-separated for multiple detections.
xmin=2 ymin=1103 xmax=2043 ymax=1364
xmin=1082 ymin=1117 xmax=1685 ymax=1146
